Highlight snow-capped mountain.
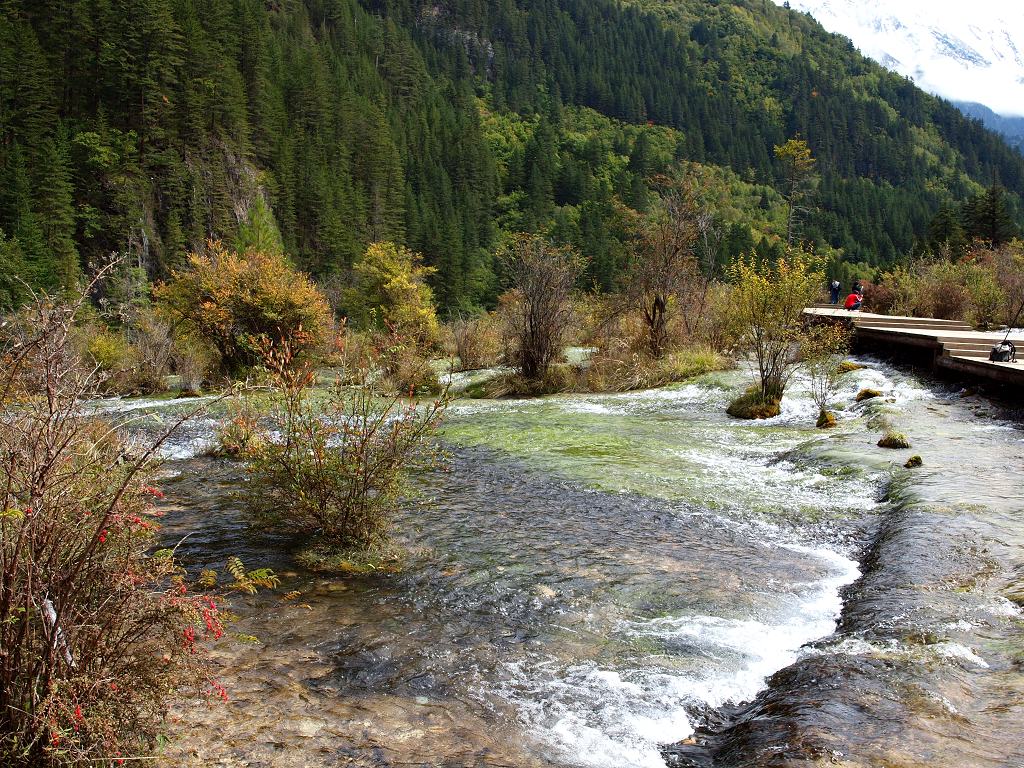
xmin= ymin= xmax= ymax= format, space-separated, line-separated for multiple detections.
xmin=775 ymin=0 xmax=1024 ymax=117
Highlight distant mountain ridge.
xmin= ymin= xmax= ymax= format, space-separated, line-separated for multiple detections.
xmin=775 ymin=0 xmax=1024 ymax=118
xmin=955 ymin=102 xmax=1024 ymax=153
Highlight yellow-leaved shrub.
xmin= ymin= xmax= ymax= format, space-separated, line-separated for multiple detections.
xmin=154 ymin=241 xmax=332 ymax=375
xmin=340 ymin=242 xmax=440 ymax=348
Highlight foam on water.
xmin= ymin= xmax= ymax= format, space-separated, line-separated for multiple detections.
xmin=934 ymin=643 xmax=989 ymax=668
xmin=500 ymin=542 xmax=860 ymax=767
xmin=504 ymin=662 xmax=692 ymax=768
xmin=985 ymin=596 xmax=1023 ymax=618
xmin=157 ymin=430 xmax=217 ymax=460
xmin=840 ymin=360 xmax=936 ymax=404
xmin=556 ymin=400 xmax=624 ymax=416
xmin=86 ymin=393 xmax=219 ymax=413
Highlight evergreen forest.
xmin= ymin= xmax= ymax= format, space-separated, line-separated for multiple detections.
xmin=2 ymin=0 xmax=1023 ymax=311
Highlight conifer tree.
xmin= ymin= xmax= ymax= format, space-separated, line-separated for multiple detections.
xmin=774 ymin=138 xmax=818 ymax=247
xmin=965 ymin=185 xmax=1018 ymax=247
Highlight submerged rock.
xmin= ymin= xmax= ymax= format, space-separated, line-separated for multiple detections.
xmin=878 ymin=431 xmax=911 ymax=449
xmin=856 ymin=388 xmax=882 ymax=402
xmin=904 ymin=455 xmax=923 ymax=468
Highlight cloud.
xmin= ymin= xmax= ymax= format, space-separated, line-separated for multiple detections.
xmin=775 ymin=0 xmax=1024 ymax=116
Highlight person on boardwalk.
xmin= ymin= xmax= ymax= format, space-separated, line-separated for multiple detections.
xmin=829 ymin=278 xmax=841 ymax=304
xmin=844 ymin=288 xmax=863 ymax=311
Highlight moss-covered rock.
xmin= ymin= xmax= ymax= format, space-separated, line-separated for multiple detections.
xmin=727 ymin=386 xmax=781 ymax=419
xmin=816 ymin=409 xmax=837 ymax=428
xmin=878 ymin=431 xmax=911 ymax=449
xmin=856 ymin=387 xmax=882 ymax=402
xmin=837 ymin=360 xmax=866 ymax=373
xmin=904 ymin=455 xmax=923 ymax=468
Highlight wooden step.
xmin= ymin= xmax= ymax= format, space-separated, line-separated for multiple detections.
xmin=943 ymin=344 xmax=1000 ymax=356
xmin=856 ymin=320 xmax=975 ymax=332
xmin=853 ymin=316 xmax=972 ymax=328
xmin=941 ymin=338 xmax=1024 ymax=356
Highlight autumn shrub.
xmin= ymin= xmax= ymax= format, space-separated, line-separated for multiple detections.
xmin=690 ymin=282 xmax=745 ymax=353
xmin=872 ymin=246 xmax=1024 ymax=327
xmin=172 ymin=336 xmax=215 ymax=394
xmin=245 ymin=341 xmax=448 ymax=559
xmin=340 ymin=241 xmax=440 ymax=348
xmin=449 ymin=312 xmax=502 ymax=371
xmin=369 ymin=322 xmax=440 ymax=395
xmin=213 ymin=394 xmax=266 ymax=458
xmin=315 ymin=319 xmax=374 ymax=386
xmin=74 ymin=310 xmax=175 ymax=396
xmin=727 ymin=249 xmax=824 ymax=407
xmin=573 ymin=293 xmax=627 ymax=351
xmin=85 ymin=325 xmax=133 ymax=375
xmin=660 ymin=346 xmax=731 ymax=381
xmin=130 ymin=311 xmax=177 ymax=393
xmin=626 ymin=175 xmax=707 ymax=357
xmin=500 ymin=235 xmax=586 ymax=381
xmin=0 ymin=296 xmax=229 ymax=767
xmin=155 ymin=241 xmax=332 ymax=376
xmin=476 ymin=365 xmax=578 ymax=398
xmin=380 ymin=342 xmax=441 ymax=395
xmin=581 ymin=343 xmax=730 ymax=393
xmin=868 ymin=265 xmax=918 ymax=316
xmin=988 ymin=242 xmax=1024 ymax=325
xmin=921 ymin=260 xmax=972 ymax=319
xmin=862 ymin=278 xmax=895 ymax=314
xmin=803 ymin=323 xmax=851 ymax=427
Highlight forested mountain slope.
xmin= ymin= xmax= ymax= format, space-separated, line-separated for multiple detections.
xmin=1 ymin=0 xmax=1022 ymax=311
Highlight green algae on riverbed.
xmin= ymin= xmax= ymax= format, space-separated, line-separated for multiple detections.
xmin=442 ymin=373 xmax=863 ymax=523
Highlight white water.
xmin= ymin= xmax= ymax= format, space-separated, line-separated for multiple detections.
xmin=500 ymin=541 xmax=860 ymax=768
xmin=112 ymin=358 xmax=926 ymax=766
xmin=457 ymin=365 xmax=911 ymax=767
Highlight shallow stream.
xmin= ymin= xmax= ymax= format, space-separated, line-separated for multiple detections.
xmin=112 ymin=360 xmax=1024 ymax=767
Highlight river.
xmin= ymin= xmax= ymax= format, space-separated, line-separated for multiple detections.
xmin=112 ymin=359 xmax=1023 ymax=767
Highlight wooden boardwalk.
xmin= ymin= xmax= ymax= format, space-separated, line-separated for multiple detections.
xmin=803 ymin=306 xmax=1024 ymax=388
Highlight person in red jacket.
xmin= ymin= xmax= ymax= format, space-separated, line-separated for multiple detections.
xmin=844 ymin=290 xmax=863 ymax=310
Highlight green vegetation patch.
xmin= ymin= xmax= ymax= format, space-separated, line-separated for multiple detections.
xmin=296 ymin=545 xmax=404 ymax=575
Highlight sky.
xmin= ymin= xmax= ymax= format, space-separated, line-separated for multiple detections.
xmin=774 ymin=0 xmax=1024 ymax=116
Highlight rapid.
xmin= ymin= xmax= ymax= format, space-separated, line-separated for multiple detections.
xmin=107 ymin=359 xmax=1023 ymax=767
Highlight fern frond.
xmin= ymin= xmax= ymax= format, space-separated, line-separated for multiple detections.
xmin=226 ymin=556 xmax=246 ymax=583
